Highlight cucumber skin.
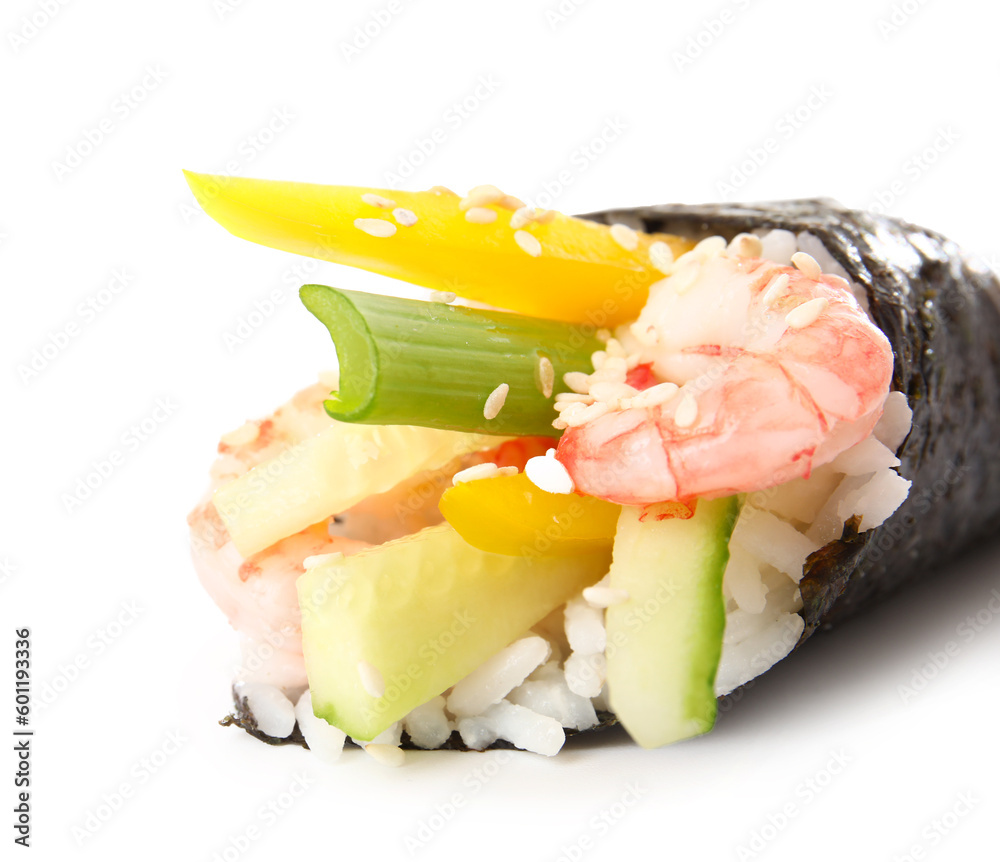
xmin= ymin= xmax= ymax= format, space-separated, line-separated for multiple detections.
xmin=605 ymin=497 xmax=739 ymax=748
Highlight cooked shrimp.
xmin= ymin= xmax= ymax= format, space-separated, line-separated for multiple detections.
xmin=554 ymin=239 xmax=894 ymax=505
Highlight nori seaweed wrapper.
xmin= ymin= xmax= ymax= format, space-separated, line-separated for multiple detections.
xmin=227 ymin=199 xmax=1000 ymax=748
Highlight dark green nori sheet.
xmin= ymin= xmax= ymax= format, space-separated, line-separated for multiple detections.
xmin=225 ymin=199 xmax=1000 ymax=749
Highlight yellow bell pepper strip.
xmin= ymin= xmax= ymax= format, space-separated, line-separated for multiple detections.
xmin=182 ymin=171 xmax=692 ymax=325
xmin=438 ymin=472 xmax=621 ymax=556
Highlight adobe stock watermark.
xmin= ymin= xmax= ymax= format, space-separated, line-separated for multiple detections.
xmin=16 ymin=267 xmax=133 ymax=385
xmin=553 ymin=782 xmax=646 ymax=862
xmin=6 ymin=0 xmax=73 ymax=54
xmin=51 ymin=66 xmax=168 ymax=181
xmin=897 ymin=587 xmax=1000 ymax=705
xmin=213 ymin=0 xmax=252 ymax=21
xmin=405 ymin=749 xmax=514 ymax=854
xmin=208 ymin=772 xmax=315 ymax=862
xmin=0 ymin=554 xmax=18 ymax=587
xmin=736 ymin=749 xmax=853 ymax=859
xmin=545 ymin=0 xmax=592 ymax=30
xmin=32 ymin=600 xmax=143 ymax=714
xmin=222 ymin=257 xmax=319 ymax=351
xmin=382 ymin=75 xmax=500 ymax=187
xmin=61 ymin=397 xmax=179 ymax=513
xmin=522 ymin=117 xmax=627 ymax=211
xmin=71 ymin=729 xmax=187 ymax=846
xmin=866 ymin=126 xmax=959 ymax=216
xmin=877 ymin=0 xmax=933 ymax=40
xmin=892 ymin=791 xmax=979 ymax=862
xmin=671 ymin=0 xmax=756 ymax=72
xmin=716 ymin=84 xmax=833 ymax=199
xmin=178 ymin=107 xmax=296 ymax=224
xmin=340 ymin=0 xmax=413 ymax=62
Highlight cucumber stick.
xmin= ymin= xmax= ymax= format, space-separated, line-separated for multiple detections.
xmin=606 ymin=497 xmax=739 ymax=748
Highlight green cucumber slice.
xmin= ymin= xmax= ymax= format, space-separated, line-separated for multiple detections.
xmin=606 ymin=497 xmax=739 ymax=748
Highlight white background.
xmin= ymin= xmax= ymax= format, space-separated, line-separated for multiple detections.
xmin=3 ymin=0 xmax=999 ymax=859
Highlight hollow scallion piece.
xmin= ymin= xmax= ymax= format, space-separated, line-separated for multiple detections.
xmin=300 ymin=285 xmax=603 ymax=436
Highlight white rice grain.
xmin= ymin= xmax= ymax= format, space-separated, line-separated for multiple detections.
xmin=731 ymin=506 xmax=820 ymax=583
xmin=873 ymin=391 xmax=913 ymax=452
xmin=237 ymin=683 xmax=296 ymax=738
xmin=563 ymin=598 xmax=607 ymax=655
xmin=457 ymin=716 xmax=498 ymax=750
xmin=715 ymin=613 xmax=804 ymax=696
xmin=294 ymin=690 xmax=347 ymax=763
xmin=508 ymin=679 xmax=598 ymax=731
xmin=447 ymin=636 xmax=550 ymax=717
xmin=402 ymin=696 xmax=452 ymax=750
xmin=830 ymin=436 xmax=901 ymax=476
xmin=525 ymin=454 xmax=575 ymax=494
xmin=482 ymin=700 xmax=566 ymax=756
xmin=564 ymin=652 xmax=606 ymax=699
xmin=483 ymin=383 xmax=509 ymax=420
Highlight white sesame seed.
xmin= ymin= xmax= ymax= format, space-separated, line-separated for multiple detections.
xmin=514 ymin=230 xmax=542 ymax=257
xmin=460 ymin=184 xmax=504 ymax=211
xmin=727 ymin=233 xmax=763 ymax=258
xmin=762 ymin=272 xmax=790 ymax=307
xmin=582 ymin=585 xmax=630 ymax=608
xmin=452 ymin=462 xmax=501 ymax=484
xmin=555 ymin=392 xmax=594 ymax=403
xmin=354 ymin=218 xmax=396 ymax=238
xmin=674 ymin=392 xmax=698 ymax=428
xmin=483 ymin=383 xmax=509 ymax=420
xmin=465 ymin=207 xmax=498 ymax=224
xmin=303 ymin=552 xmax=344 ymax=569
xmin=590 ymin=349 xmax=607 ymax=370
xmin=694 ymin=236 xmax=727 ymax=257
xmin=361 ymin=193 xmax=396 ymax=209
xmin=610 ymin=223 xmax=639 ymax=252
xmin=626 ymin=381 xmax=679 ymax=409
xmin=392 ymin=208 xmax=418 ymax=227
xmin=552 ymin=417 xmax=568 ymax=430
xmin=364 ymin=744 xmax=405 ymax=767
xmin=670 ymin=262 xmax=700 ymax=295
xmin=220 ymin=421 xmax=260 ymax=447
xmin=430 ymin=290 xmax=457 ymax=303
xmin=555 ymin=400 xmax=587 ymax=416
xmin=562 ymin=401 xmax=610 ymax=428
xmin=785 ymin=297 xmax=829 ymax=329
xmin=563 ymin=371 xmax=591 ymax=394
xmin=509 ymin=207 xmax=532 ymax=230
xmin=791 ymin=251 xmax=822 ymax=279
xmin=537 ymin=356 xmax=555 ymax=398
xmin=525 ymin=455 xmax=575 ymax=494
xmin=358 ymin=660 xmax=385 ymax=698
xmin=589 ymin=381 xmax=637 ymax=403
xmin=498 ymin=194 xmax=525 ymax=210
xmin=649 ymin=240 xmax=674 ymax=274
xmin=427 ymin=185 xmax=458 ymax=196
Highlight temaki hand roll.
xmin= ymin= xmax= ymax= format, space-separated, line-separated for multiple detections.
xmin=184 ymin=174 xmax=1000 ymax=761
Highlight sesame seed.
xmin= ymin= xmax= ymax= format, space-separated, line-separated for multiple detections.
xmin=552 ymin=417 xmax=569 ymax=430
xmin=610 ymin=223 xmax=639 ymax=251
xmin=220 ymin=421 xmax=260 ymax=447
xmin=589 ymin=381 xmax=637 ymax=403
xmin=694 ymin=236 xmax=727 ymax=257
xmin=452 ymin=463 xmax=500 ymax=484
xmin=727 ymin=233 xmax=763 ymax=258
xmin=785 ymin=297 xmax=829 ymax=329
xmin=509 ymin=207 xmax=532 ymax=230
xmin=563 ymin=371 xmax=591 ymax=394
xmin=358 ymin=661 xmax=385 ymax=698
xmin=762 ymin=273 xmax=790 ymax=307
xmin=303 ymin=552 xmax=344 ymax=569
xmin=514 ymin=230 xmax=542 ymax=257
xmin=554 ymin=393 xmax=594 ymax=406
xmin=460 ymin=184 xmax=504 ymax=211
xmin=392 ymin=208 xmax=418 ymax=227
xmin=626 ymin=381 xmax=678 ymax=408
xmin=483 ymin=383 xmax=509 ymax=420
xmin=555 ymin=400 xmax=587 ymax=417
xmin=562 ymin=401 xmax=610 ymax=428
xmin=498 ymin=194 xmax=525 ymax=210
xmin=430 ymin=290 xmax=457 ymax=303
xmin=354 ymin=218 xmax=396 ymax=238
xmin=465 ymin=207 xmax=498 ymax=224
xmin=670 ymin=262 xmax=699 ymax=295
xmin=426 ymin=185 xmax=458 ymax=196
xmin=365 ymin=744 xmax=405 ymax=767
xmin=525 ymin=454 xmax=575 ymax=494
xmin=582 ymin=585 xmax=630 ymax=607
xmin=537 ymin=356 xmax=555 ymax=398
xmin=361 ymin=193 xmax=396 ymax=209
xmin=674 ymin=392 xmax=698 ymax=428
xmin=791 ymin=251 xmax=822 ymax=279
xmin=649 ymin=241 xmax=674 ymax=274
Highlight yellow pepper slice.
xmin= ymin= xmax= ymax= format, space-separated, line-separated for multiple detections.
xmin=438 ymin=472 xmax=621 ymax=556
xmin=182 ymin=171 xmax=692 ymax=325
